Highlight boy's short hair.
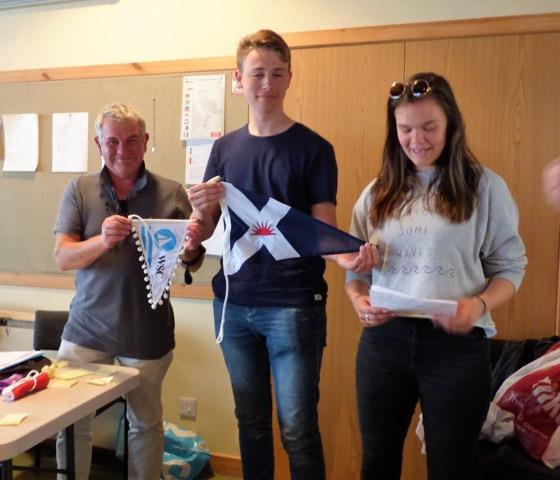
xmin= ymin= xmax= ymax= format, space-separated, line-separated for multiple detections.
xmin=236 ymin=29 xmax=291 ymax=72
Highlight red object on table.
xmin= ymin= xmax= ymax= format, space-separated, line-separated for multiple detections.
xmin=1 ymin=371 xmax=50 ymax=401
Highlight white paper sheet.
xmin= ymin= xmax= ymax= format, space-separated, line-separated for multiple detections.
xmin=2 ymin=113 xmax=39 ymax=172
xmin=181 ymin=74 xmax=225 ymax=140
xmin=52 ymin=112 xmax=89 ymax=172
xmin=370 ymin=285 xmax=457 ymax=318
xmin=0 ymin=351 xmax=43 ymax=372
xmin=202 ymin=215 xmax=224 ymax=256
xmin=185 ymin=138 xmax=214 ymax=184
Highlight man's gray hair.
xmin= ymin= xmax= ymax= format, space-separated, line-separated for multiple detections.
xmin=95 ymin=104 xmax=146 ymax=140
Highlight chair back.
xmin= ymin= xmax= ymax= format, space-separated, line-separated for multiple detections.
xmin=33 ymin=310 xmax=69 ymax=351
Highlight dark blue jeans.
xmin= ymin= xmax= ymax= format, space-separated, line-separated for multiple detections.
xmin=214 ymin=299 xmax=326 ymax=480
xmin=356 ymin=317 xmax=491 ymax=480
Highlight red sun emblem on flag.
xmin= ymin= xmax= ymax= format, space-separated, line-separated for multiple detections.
xmin=250 ymin=222 xmax=276 ymax=236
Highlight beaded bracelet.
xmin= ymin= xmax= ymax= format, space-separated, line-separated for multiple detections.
xmin=181 ymin=245 xmax=206 ymax=267
xmin=182 ymin=246 xmax=206 ymax=285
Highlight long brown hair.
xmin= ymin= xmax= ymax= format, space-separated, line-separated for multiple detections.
xmin=370 ymin=72 xmax=482 ymax=227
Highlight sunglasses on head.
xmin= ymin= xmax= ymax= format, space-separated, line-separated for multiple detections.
xmin=389 ymin=79 xmax=432 ymax=100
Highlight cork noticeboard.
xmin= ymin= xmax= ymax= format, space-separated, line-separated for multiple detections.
xmin=0 ymin=72 xmax=247 ymax=283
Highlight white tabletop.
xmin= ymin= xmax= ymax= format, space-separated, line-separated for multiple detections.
xmin=0 ymin=363 xmax=139 ymax=461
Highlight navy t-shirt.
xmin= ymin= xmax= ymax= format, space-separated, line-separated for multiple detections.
xmin=203 ymin=123 xmax=338 ymax=307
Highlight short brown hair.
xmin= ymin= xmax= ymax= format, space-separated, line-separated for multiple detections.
xmin=236 ymin=29 xmax=291 ymax=72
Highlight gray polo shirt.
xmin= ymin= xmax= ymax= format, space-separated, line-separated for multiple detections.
xmin=53 ymin=165 xmax=191 ymax=359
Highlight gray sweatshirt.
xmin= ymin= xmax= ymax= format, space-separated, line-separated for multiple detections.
xmin=346 ymin=167 xmax=527 ymax=336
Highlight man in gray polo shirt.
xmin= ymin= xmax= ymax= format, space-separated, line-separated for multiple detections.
xmin=53 ymin=104 xmax=205 ymax=479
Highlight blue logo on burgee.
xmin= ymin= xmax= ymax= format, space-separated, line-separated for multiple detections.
xmin=154 ymin=228 xmax=177 ymax=251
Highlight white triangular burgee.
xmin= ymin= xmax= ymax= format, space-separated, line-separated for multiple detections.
xmin=129 ymin=215 xmax=190 ymax=309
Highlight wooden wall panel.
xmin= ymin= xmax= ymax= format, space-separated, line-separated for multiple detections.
xmin=405 ymin=33 xmax=560 ymax=340
xmin=275 ymin=31 xmax=560 ymax=480
xmin=280 ymin=42 xmax=405 ymax=480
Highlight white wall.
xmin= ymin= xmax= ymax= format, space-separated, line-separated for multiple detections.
xmin=2 ymin=0 xmax=560 ymax=460
xmin=0 ymin=0 xmax=560 ymax=71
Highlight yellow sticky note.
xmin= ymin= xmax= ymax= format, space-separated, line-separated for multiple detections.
xmin=88 ymin=376 xmax=113 ymax=386
xmin=95 ymin=366 xmax=118 ymax=377
xmin=41 ymin=364 xmax=55 ymax=377
xmin=49 ymin=378 xmax=78 ymax=388
xmin=54 ymin=368 xmax=91 ymax=380
xmin=0 ymin=413 xmax=28 ymax=426
xmin=42 ymin=360 xmax=71 ymax=378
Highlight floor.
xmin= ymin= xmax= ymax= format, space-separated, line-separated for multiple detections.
xmin=10 ymin=444 xmax=239 ymax=479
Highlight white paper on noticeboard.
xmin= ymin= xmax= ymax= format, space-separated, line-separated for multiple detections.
xmin=202 ymin=215 xmax=224 ymax=256
xmin=52 ymin=112 xmax=89 ymax=172
xmin=181 ymin=74 xmax=225 ymax=141
xmin=185 ymin=138 xmax=214 ymax=184
xmin=2 ymin=113 xmax=39 ymax=172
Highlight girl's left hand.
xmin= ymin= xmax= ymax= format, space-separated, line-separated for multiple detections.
xmin=336 ymin=243 xmax=379 ymax=273
xmin=431 ymin=296 xmax=486 ymax=335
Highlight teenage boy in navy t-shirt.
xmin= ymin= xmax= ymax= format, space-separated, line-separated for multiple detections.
xmin=187 ymin=29 xmax=375 ymax=480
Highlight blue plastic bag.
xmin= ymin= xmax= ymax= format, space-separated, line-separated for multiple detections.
xmin=161 ymin=421 xmax=211 ymax=480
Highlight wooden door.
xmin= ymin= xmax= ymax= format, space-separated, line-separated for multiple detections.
xmin=405 ymin=32 xmax=560 ymax=340
xmin=277 ymin=41 xmax=405 ymax=479
xmin=273 ymin=30 xmax=560 ymax=480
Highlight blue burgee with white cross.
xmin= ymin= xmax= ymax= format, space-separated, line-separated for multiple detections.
xmin=219 ymin=182 xmax=363 ymax=274
xmin=214 ymin=182 xmax=364 ymax=343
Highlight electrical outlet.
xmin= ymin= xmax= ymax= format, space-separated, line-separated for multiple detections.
xmin=179 ymin=397 xmax=197 ymax=419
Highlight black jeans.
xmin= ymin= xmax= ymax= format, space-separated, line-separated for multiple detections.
xmin=356 ymin=317 xmax=491 ymax=480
